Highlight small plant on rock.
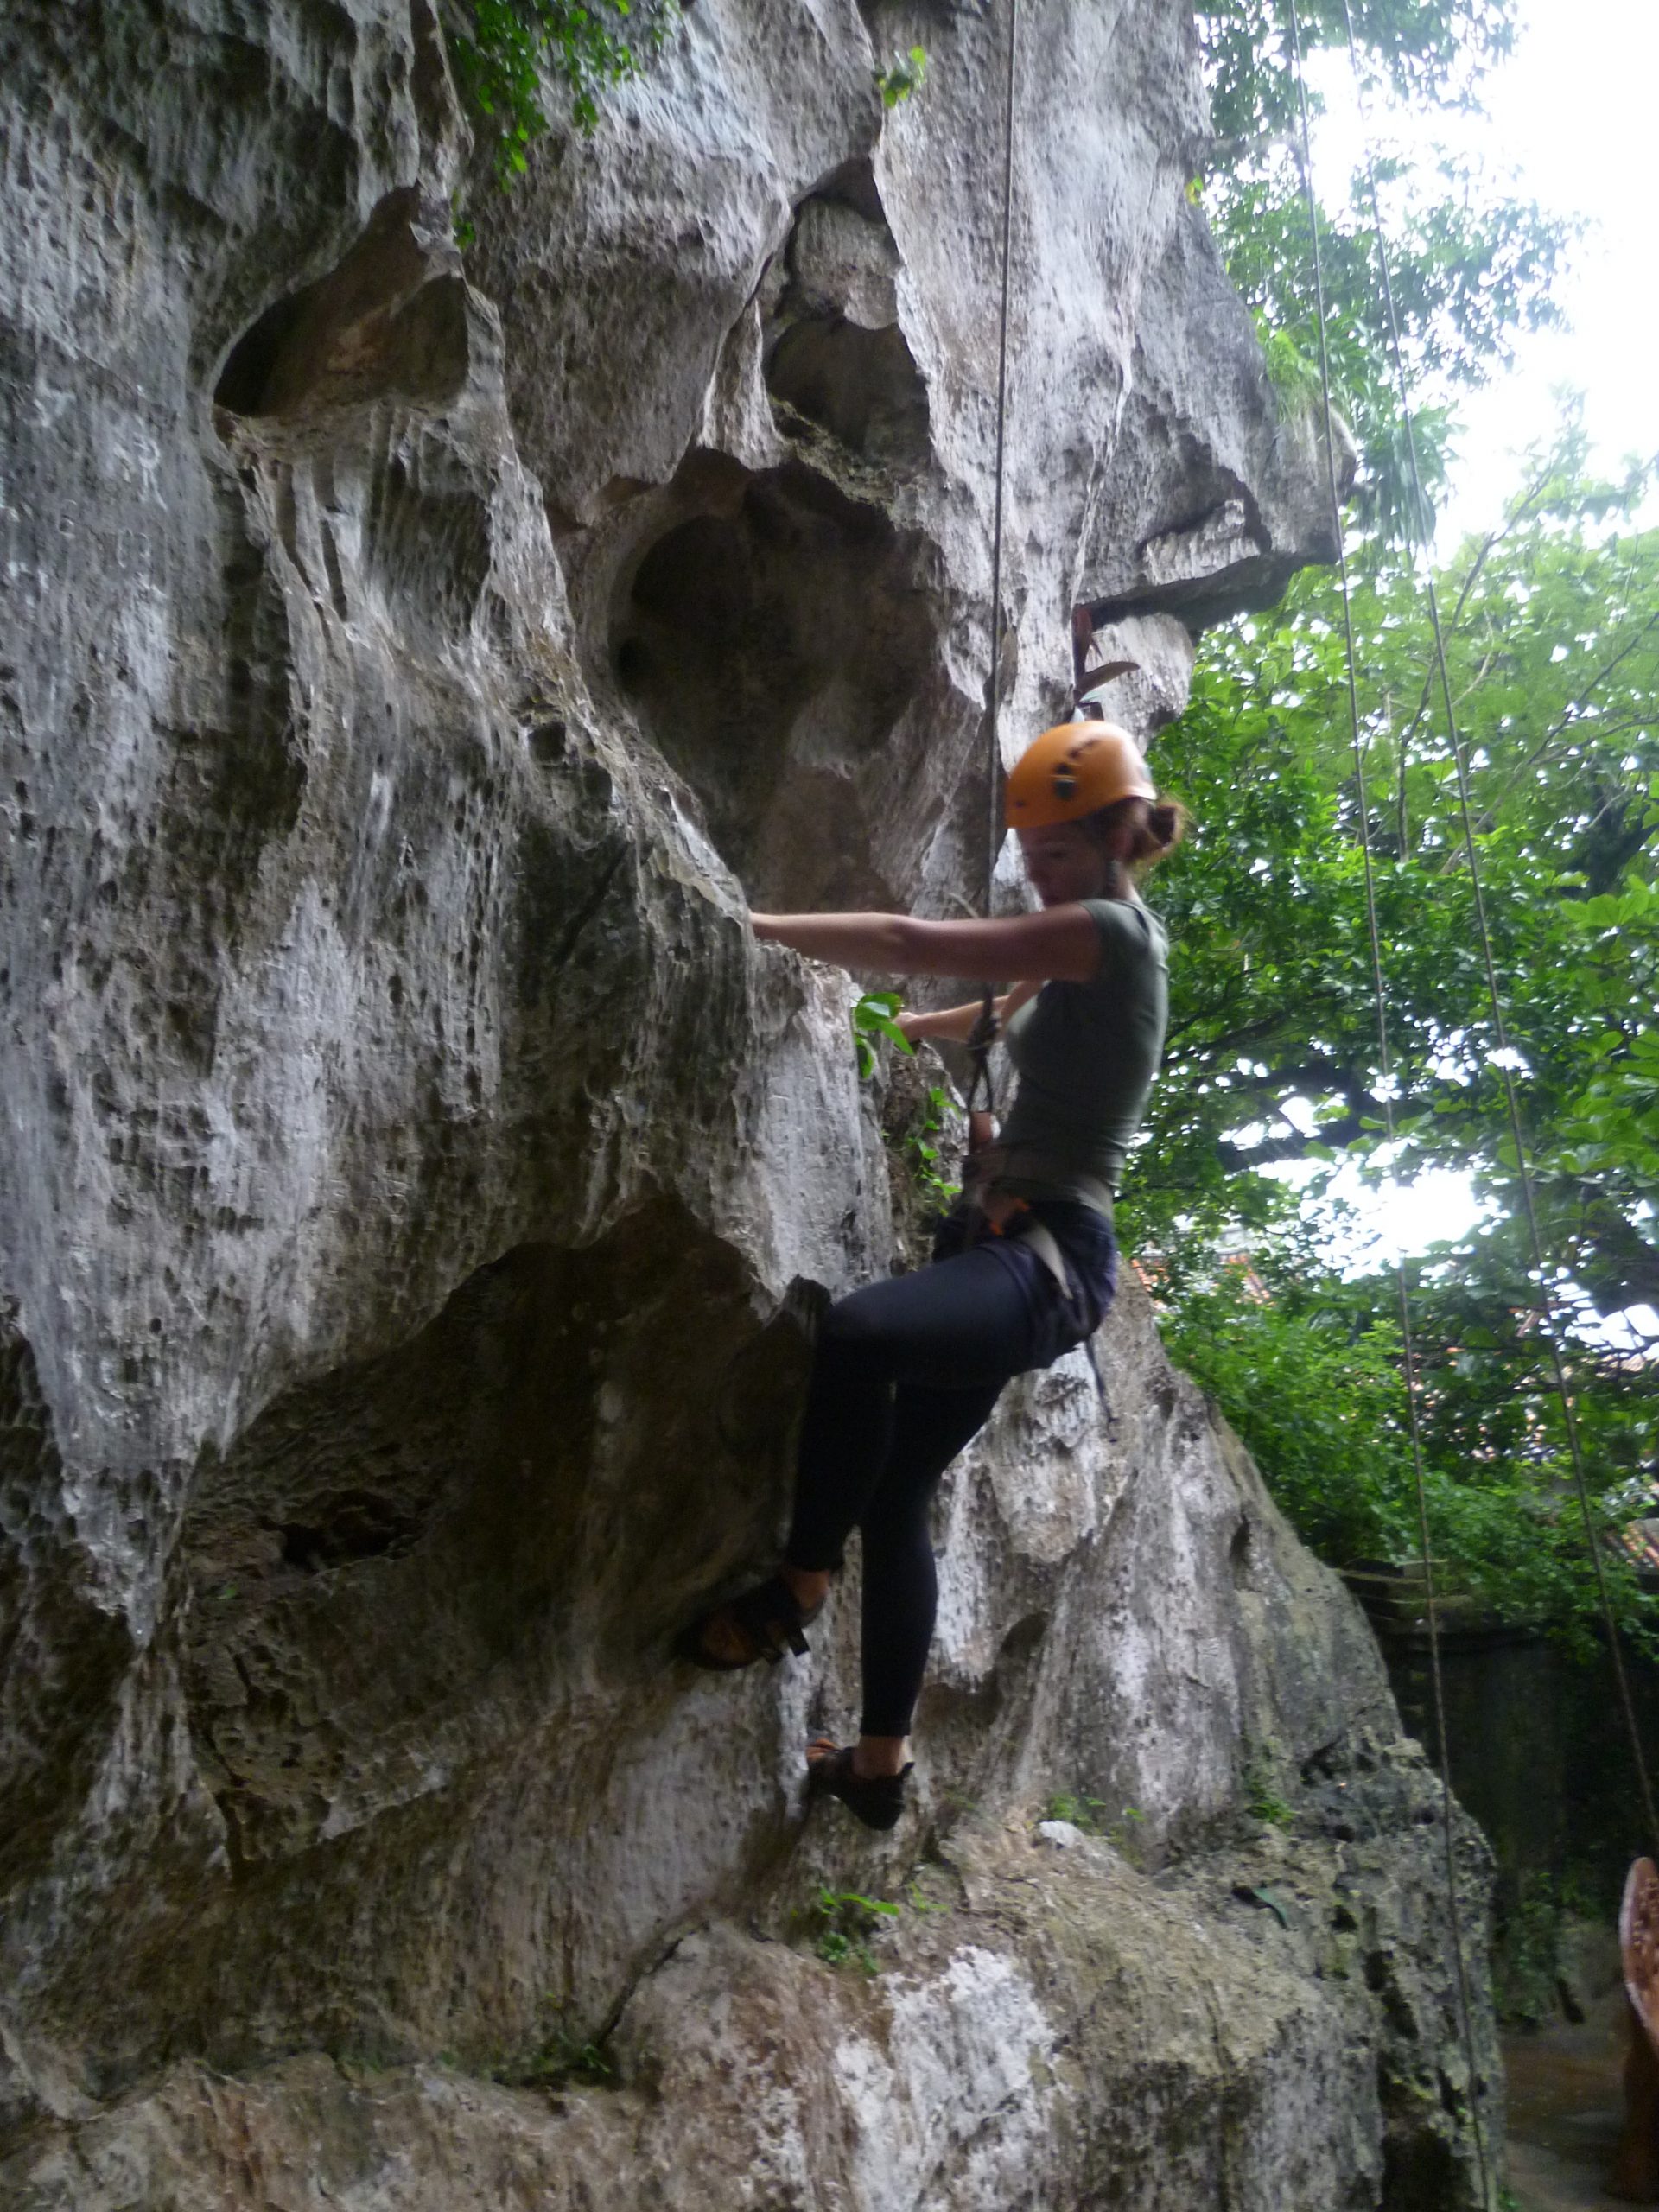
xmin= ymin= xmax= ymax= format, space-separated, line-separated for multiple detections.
xmin=1106 ymin=1804 xmax=1147 ymax=1861
xmin=874 ymin=46 xmax=928 ymax=108
xmin=489 ymin=2016 xmax=616 ymax=2091
xmin=810 ymin=1885 xmax=900 ymax=1975
xmin=1044 ymin=1789 xmax=1108 ymax=1833
xmin=1041 ymin=1792 xmax=1147 ymax=1863
xmin=852 ymin=989 xmax=913 ymax=1079
xmin=1242 ymin=1751 xmax=1294 ymax=1829
xmin=906 ymin=1081 xmax=960 ymax=1205
xmin=448 ymin=0 xmax=682 ymax=186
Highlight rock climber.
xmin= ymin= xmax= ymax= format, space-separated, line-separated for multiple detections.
xmin=679 ymin=721 xmax=1185 ymax=1829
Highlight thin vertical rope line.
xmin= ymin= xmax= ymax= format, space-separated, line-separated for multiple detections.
xmin=1335 ymin=0 xmax=1659 ymax=1858
xmin=984 ymin=0 xmax=1020 ymax=914
xmin=1286 ymin=9 xmax=1493 ymax=2201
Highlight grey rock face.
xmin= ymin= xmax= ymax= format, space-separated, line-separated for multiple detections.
xmin=0 ymin=0 xmax=1484 ymax=2201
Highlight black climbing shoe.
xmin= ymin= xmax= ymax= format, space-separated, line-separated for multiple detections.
xmin=805 ymin=1738 xmax=912 ymax=1833
xmin=676 ymin=1573 xmax=822 ymax=1671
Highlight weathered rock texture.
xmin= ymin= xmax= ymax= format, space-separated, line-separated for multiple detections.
xmin=0 ymin=0 xmax=1493 ymax=2202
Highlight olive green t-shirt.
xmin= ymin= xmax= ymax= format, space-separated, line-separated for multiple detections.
xmin=993 ymin=897 xmax=1168 ymax=1212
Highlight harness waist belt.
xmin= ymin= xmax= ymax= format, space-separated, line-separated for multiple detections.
xmin=973 ymin=1141 xmax=1116 ymax=1219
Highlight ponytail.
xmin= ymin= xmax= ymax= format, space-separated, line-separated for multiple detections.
xmin=1082 ymin=794 xmax=1191 ymax=876
xmin=1133 ymin=798 xmax=1188 ymax=868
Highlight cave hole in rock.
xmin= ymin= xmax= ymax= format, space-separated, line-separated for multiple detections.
xmin=762 ymin=168 xmax=930 ymax=471
xmin=998 ymin=1611 xmax=1051 ymax=1664
xmin=613 ymin=459 xmax=939 ymax=908
xmin=180 ymin=1201 xmax=810 ymax=1868
xmin=766 ymin=321 xmax=930 ymax=468
xmin=278 ymin=1491 xmax=421 ymax=1572
xmin=214 ymin=187 xmax=469 ymax=421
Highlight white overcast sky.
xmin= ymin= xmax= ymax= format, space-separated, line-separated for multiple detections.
xmin=1274 ymin=2 xmax=1656 ymax=1281
xmin=1309 ymin=0 xmax=1659 ymax=549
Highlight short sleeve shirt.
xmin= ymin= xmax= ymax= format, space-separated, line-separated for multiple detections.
xmin=994 ymin=897 xmax=1168 ymax=1207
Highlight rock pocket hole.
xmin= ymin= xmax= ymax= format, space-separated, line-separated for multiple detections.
xmin=762 ymin=181 xmax=930 ymax=470
xmin=528 ymin=716 xmax=569 ymax=766
xmin=214 ymin=188 xmax=470 ymax=422
xmin=766 ymin=319 xmax=930 ymax=468
xmin=612 ymin=460 xmax=937 ymax=906
xmin=998 ymin=1612 xmax=1051 ymax=1664
xmin=278 ymin=1491 xmax=422 ymax=1572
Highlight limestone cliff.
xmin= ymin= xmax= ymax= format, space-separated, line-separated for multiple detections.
xmin=0 ymin=0 xmax=1497 ymax=2202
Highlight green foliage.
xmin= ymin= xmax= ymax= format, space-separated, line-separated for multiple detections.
xmin=1215 ymin=170 xmax=1572 ymax=542
xmin=1255 ymin=315 xmax=1325 ymax=421
xmin=1043 ymin=1789 xmax=1108 ymax=1832
xmin=448 ymin=0 xmax=680 ymax=184
xmin=1159 ymin=1224 xmax=1655 ymax=1649
xmin=810 ymin=1886 xmax=900 ymax=1974
xmin=1041 ymin=1793 xmax=1146 ymax=1861
xmin=1195 ymin=0 xmax=1518 ymax=152
xmin=1242 ymin=1751 xmax=1296 ymax=1827
xmin=1107 ymin=1804 xmax=1147 ymax=1861
xmin=874 ymin=46 xmax=928 ymax=108
xmin=1141 ymin=431 xmax=1659 ymax=1642
xmin=1140 ymin=430 xmax=1659 ymax=1303
xmin=1160 ymin=1266 xmax=1415 ymax=1564
xmin=852 ymin=989 xmax=913 ymax=1079
xmin=905 ymin=1081 xmax=960 ymax=1204
xmin=1192 ymin=0 xmax=1572 ymax=548
xmin=1491 ymin=1866 xmax=1600 ymax=2027
xmin=488 ymin=2018 xmax=616 ymax=2089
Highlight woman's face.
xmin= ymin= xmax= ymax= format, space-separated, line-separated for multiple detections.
xmin=1017 ymin=820 xmax=1115 ymax=907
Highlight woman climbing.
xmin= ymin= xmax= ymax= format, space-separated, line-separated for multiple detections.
xmin=680 ymin=721 xmax=1185 ymax=1829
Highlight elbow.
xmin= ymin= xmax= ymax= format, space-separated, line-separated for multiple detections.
xmin=889 ymin=913 xmax=928 ymax=970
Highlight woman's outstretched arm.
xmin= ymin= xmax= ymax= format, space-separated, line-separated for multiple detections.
xmin=899 ymin=980 xmax=1041 ymax=1044
xmin=750 ymin=906 xmax=1101 ymax=984
xmin=899 ymin=999 xmax=991 ymax=1044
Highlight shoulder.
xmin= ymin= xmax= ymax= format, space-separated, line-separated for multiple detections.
xmin=1081 ymin=897 xmax=1167 ymax=976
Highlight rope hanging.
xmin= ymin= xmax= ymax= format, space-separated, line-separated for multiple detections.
xmin=1283 ymin=8 xmax=1491 ymax=2199
xmin=965 ymin=0 xmax=1023 ymax=1134
xmin=1331 ymin=0 xmax=1659 ymax=1866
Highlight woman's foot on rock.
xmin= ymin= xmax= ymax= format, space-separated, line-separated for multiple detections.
xmin=805 ymin=1738 xmax=912 ymax=1831
xmin=675 ymin=1573 xmax=823 ymax=1671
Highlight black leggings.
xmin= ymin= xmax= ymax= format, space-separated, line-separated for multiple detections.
xmin=785 ymin=1211 xmax=1115 ymax=1738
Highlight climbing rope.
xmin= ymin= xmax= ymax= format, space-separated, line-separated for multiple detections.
xmin=984 ymin=0 xmax=1020 ymax=914
xmin=965 ymin=0 xmax=1023 ymax=1138
xmin=1283 ymin=6 xmax=1491 ymax=2198
xmin=1332 ymin=0 xmax=1659 ymax=1866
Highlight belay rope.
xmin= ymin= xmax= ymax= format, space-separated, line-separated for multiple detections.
xmin=963 ymin=0 xmax=1022 ymax=1151
xmin=1289 ymin=0 xmax=1659 ymax=2196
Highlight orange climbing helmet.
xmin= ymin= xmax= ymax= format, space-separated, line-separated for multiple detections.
xmin=1004 ymin=720 xmax=1155 ymax=830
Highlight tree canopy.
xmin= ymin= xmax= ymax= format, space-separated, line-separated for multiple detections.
xmin=1140 ymin=8 xmax=1657 ymax=1642
xmin=1135 ymin=430 xmax=1658 ymax=1638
